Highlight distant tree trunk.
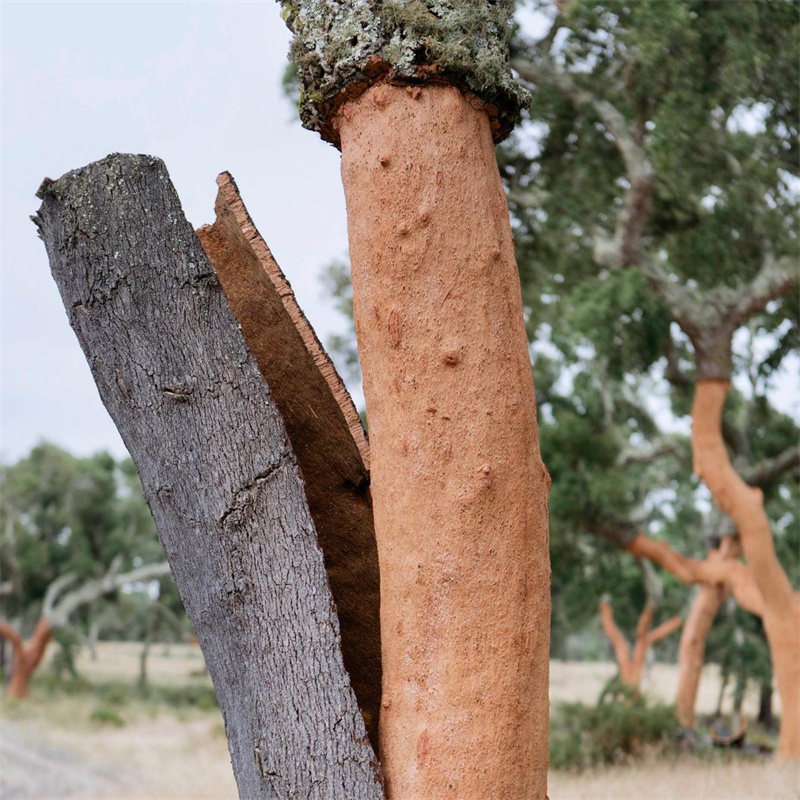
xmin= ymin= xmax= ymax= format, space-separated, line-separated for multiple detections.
xmin=0 ymin=619 xmax=52 ymax=699
xmin=282 ymin=3 xmax=550 ymax=797
xmin=692 ymin=380 xmax=800 ymax=761
xmin=675 ymin=536 xmax=740 ymax=729
xmin=36 ymin=154 xmax=383 ymax=800
xmin=758 ymin=682 xmax=775 ymax=731
xmin=599 ymin=600 xmax=682 ymax=688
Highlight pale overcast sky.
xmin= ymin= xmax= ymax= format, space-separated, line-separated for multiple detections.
xmin=1 ymin=3 xmax=796 ymax=465
xmin=2 ymin=1 xmax=356 ymax=461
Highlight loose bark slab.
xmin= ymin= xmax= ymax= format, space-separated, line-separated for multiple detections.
xmin=339 ymin=83 xmax=551 ymax=799
xmin=196 ymin=173 xmax=381 ymax=744
xmin=35 ymin=154 xmax=383 ymax=799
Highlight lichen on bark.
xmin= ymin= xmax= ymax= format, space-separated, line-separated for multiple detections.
xmin=278 ymin=0 xmax=529 ymax=146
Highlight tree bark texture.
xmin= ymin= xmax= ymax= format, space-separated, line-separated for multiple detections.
xmin=35 ymin=154 xmax=384 ymax=799
xmin=0 ymin=619 xmax=52 ymax=699
xmin=338 ymin=83 xmax=551 ymax=799
xmin=197 ymin=172 xmax=382 ymax=746
xmin=692 ymin=380 xmax=800 ymax=761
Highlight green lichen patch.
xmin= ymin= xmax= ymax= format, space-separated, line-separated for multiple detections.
xmin=278 ymin=0 xmax=529 ymax=146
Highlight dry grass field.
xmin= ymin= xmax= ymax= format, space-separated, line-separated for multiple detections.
xmin=1 ymin=643 xmax=797 ymax=799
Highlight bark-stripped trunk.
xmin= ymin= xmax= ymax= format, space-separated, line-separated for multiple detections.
xmin=36 ymin=154 xmax=383 ymax=799
xmin=599 ymin=601 xmax=682 ymax=688
xmin=197 ymin=173 xmax=382 ymax=744
xmin=676 ymin=584 xmax=726 ymax=728
xmin=692 ymin=380 xmax=800 ymax=761
xmin=0 ymin=619 xmax=52 ymax=698
xmin=675 ymin=538 xmax=739 ymax=729
xmin=336 ymin=83 xmax=551 ymax=799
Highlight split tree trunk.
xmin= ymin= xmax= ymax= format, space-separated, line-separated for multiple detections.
xmin=197 ymin=173 xmax=382 ymax=744
xmin=36 ymin=154 xmax=383 ymax=799
xmin=692 ymin=380 xmax=800 ymax=761
xmin=338 ymin=83 xmax=550 ymax=799
xmin=0 ymin=619 xmax=52 ymax=699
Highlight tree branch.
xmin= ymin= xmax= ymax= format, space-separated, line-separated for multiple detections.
xmin=743 ymin=445 xmax=800 ymax=487
xmin=626 ymin=531 xmax=765 ymax=618
xmin=512 ymin=56 xmax=654 ymax=267
xmin=645 ymin=616 xmax=683 ymax=647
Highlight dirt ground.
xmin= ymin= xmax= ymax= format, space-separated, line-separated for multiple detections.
xmin=1 ymin=644 xmax=797 ymax=800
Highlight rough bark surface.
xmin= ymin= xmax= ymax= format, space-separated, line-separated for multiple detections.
xmin=35 ymin=154 xmax=384 ymax=799
xmin=692 ymin=380 xmax=800 ymax=761
xmin=197 ymin=173 xmax=382 ymax=745
xmin=338 ymin=83 xmax=551 ymax=799
xmin=279 ymin=0 xmax=528 ymax=145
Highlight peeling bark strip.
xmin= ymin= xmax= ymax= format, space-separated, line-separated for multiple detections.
xmin=279 ymin=0 xmax=529 ymax=146
xmin=35 ymin=154 xmax=384 ymax=800
xmin=339 ymin=84 xmax=551 ymax=799
xmin=196 ymin=173 xmax=382 ymax=745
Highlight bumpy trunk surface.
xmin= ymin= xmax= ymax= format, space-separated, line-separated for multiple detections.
xmin=36 ymin=154 xmax=383 ymax=799
xmin=692 ymin=380 xmax=800 ymax=761
xmin=337 ymin=83 xmax=551 ymax=799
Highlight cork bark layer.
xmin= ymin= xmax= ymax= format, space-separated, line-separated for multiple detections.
xmin=692 ymin=380 xmax=800 ymax=761
xmin=279 ymin=0 xmax=528 ymax=145
xmin=197 ymin=174 xmax=382 ymax=745
xmin=338 ymin=83 xmax=551 ymax=799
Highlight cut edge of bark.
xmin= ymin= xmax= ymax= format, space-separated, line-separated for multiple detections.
xmin=212 ymin=172 xmax=370 ymax=471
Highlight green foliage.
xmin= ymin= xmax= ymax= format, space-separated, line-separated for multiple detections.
xmin=89 ymin=705 xmax=126 ymax=727
xmin=550 ymin=688 xmax=677 ymax=770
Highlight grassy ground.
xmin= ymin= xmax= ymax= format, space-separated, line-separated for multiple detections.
xmin=1 ymin=643 xmax=797 ymax=799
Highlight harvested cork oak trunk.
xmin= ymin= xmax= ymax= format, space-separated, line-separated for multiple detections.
xmin=337 ymin=83 xmax=551 ymax=799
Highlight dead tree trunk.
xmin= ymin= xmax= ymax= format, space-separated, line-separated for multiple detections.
xmin=282 ymin=5 xmax=550 ymax=797
xmin=35 ymin=154 xmax=383 ymax=800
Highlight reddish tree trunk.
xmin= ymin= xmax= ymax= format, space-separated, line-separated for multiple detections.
xmin=599 ymin=601 xmax=682 ymax=688
xmin=0 ymin=619 xmax=53 ymax=698
xmin=338 ymin=83 xmax=551 ymax=799
xmin=692 ymin=380 xmax=800 ymax=761
xmin=675 ymin=539 xmax=739 ymax=729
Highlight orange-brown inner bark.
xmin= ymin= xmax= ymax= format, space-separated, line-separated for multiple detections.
xmin=337 ymin=83 xmax=551 ymax=799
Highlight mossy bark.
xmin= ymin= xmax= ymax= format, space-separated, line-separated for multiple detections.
xmin=278 ymin=0 xmax=528 ymax=146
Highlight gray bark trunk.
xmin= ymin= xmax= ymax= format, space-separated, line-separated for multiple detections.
xmin=35 ymin=154 xmax=383 ymax=800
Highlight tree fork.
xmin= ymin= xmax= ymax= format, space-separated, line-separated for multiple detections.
xmin=281 ymin=3 xmax=550 ymax=797
xmin=35 ymin=154 xmax=384 ymax=799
